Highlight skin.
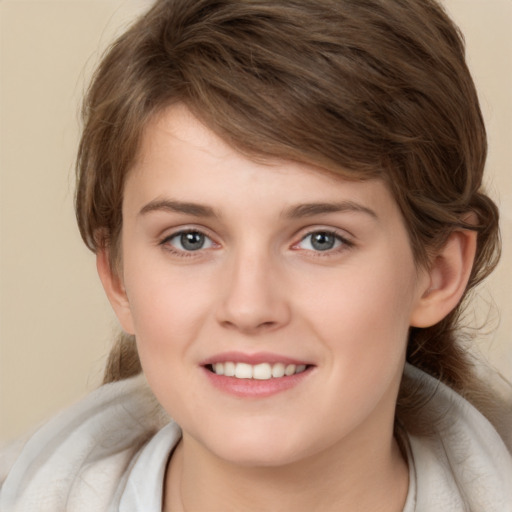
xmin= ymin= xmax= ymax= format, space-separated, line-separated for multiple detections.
xmin=98 ymin=104 xmax=476 ymax=511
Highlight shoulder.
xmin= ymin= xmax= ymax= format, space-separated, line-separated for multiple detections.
xmin=404 ymin=364 xmax=512 ymax=512
xmin=0 ymin=375 xmax=172 ymax=512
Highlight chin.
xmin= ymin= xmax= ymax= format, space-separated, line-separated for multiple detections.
xmin=197 ymin=425 xmax=314 ymax=468
xmin=216 ymin=444 xmax=303 ymax=468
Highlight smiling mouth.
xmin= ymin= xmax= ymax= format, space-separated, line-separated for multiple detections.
xmin=206 ymin=362 xmax=310 ymax=380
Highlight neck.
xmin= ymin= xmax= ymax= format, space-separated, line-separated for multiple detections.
xmin=164 ymin=428 xmax=409 ymax=512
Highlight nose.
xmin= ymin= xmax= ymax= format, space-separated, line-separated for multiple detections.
xmin=216 ymin=248 xmax=291 ymax=334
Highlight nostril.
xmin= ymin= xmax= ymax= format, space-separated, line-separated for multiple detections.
xmin=219 ymin=319 xmax=278 ymax=334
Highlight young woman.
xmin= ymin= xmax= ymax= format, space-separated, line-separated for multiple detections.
xmin=1 ymin=0 xmax=511 ymax=510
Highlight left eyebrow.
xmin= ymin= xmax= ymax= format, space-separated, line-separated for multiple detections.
xmin=282 ymin=201 xmax=378 ymax=220
xmin=138 ymin=199 xmax=217 ymax=218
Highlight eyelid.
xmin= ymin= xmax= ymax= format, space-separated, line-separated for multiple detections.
xmin=159 ymin=226 xmax=220 ymax=255
xmin=158 ymin=223 xmax=217 ymax=243
xmin=291 ymin=227 xmax=354 ymax=253
xmin=157 ymin=224 xmax=354 ymax=257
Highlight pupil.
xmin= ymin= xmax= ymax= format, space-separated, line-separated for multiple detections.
xmin=311 ymin=232 xmax=335 ymax=251
xmin=181 ymin=232 xmax=204 ymax=251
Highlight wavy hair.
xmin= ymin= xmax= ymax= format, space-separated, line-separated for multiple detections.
xmin=75 ymin=0 xmax=502 ymax=432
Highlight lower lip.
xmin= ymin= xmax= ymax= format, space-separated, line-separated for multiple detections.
xmin=202 ymin=366 xmax=313 ymax=398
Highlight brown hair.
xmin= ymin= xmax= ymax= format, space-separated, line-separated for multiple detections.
xmin=75 ymin=0 xmax=501 ymax=428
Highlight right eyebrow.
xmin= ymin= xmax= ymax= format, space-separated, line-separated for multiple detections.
xmin=282 ymin=201 xmax=378 ymax=220
xmin=138 ymin=199 xmax=217 ymax=218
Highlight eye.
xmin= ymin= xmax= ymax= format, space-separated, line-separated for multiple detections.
xmin=163 ymin=230 xmax=215 ymax=252
xmin=296 ymin=231 xmax=347 ymax=252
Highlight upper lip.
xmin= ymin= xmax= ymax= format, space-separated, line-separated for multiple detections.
xmin=200 ymin=351 xmax=313 ymax=366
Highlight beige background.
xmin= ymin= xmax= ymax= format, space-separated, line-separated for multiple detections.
xmin=0 ymin=0 xmax=511 ymax=444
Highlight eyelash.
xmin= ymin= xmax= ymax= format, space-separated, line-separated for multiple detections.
xmin=292 ymin=230 xmax=354 ymax=257
xmin=160 ymin=229 xmax=218 ymax=257
xmin=159 ymin=228 xmax=354 ymax=258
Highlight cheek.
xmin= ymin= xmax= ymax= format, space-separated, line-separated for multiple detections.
xmin=121 ymin=255 xmax=219 ymax=368
xmin=300 ymin=253 xmax=418 ymax=373
xmin=123 ymin=269 xmax=210 ymax=411
xmin=309 ymin=256 xmax=416 ymax=328
xmin=297 ymin=257 xmax=417 ymax=429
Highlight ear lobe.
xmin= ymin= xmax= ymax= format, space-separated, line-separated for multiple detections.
xmin=96 ymin=248 xmax=135 ymax=335
xmin=410 ymin=229 xmax=477 ymax=328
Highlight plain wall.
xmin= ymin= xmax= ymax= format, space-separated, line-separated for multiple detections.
xmin=0 ymin=0 xmax=511 ymax=443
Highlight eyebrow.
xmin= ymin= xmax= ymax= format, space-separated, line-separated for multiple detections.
xmin=139 ymin=199 xmax=217 ymax=218
xmin=282 ymin=201 xmax=378 ymax=220
xmin=138 ymin=198 xmax=378 ymax=220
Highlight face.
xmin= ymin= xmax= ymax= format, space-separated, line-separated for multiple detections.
xmin=106 ymin=104 xmax=430 ymax=468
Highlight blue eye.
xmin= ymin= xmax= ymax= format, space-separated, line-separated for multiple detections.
xmin=298 ymin=231 xmax=344 ymax=252
xmin=164 ymin=231 xmax=215 ymax=252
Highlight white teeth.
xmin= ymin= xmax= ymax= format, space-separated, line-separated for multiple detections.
xmin=224 ymin=361 xmax=236 ymax=377
xmin=285 ymin=364 xmax=296 ymax=376
xmin=210 ymin=361 xmax=308 ymax=380
xmin=253 ymin=363 xmax=272 ymax=380
xmin=271 ymin=363 xmax=285 ymax=378
xmin=235 ymin=362 xmax=253 ymax=379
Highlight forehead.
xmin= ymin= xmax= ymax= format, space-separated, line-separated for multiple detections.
xmin=125 ymin=104 xmax=401 ymax=222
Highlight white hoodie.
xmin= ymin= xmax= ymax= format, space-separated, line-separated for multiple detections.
xmin=1 ymin=365 xmax=511 ymax=512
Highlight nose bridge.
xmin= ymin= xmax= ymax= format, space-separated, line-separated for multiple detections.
xmin=217 ymin=240 xmax=289 ymax=332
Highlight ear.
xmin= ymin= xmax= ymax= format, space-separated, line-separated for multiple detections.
xmin=410 ymin=228 xmax=477 ymax=328
xmin=96 ymin=248 xmax=135 ymax=335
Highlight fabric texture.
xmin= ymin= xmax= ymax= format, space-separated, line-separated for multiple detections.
xmin=1 ymin=365 xmax=511 ymax=511
xmin=402 ymin=366 xmax=512 ymax=512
